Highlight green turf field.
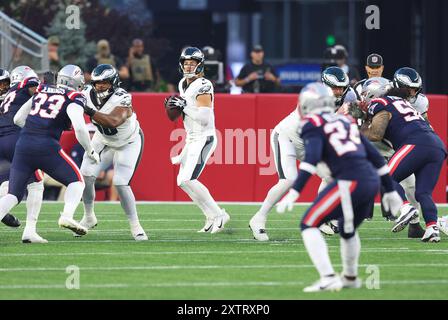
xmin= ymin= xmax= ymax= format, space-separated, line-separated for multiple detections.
xmin=0 ymin=203 xmax=447 ymax=300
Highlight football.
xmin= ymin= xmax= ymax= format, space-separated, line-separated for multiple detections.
xmin=166 ymin=105 xmax=182 ymax=121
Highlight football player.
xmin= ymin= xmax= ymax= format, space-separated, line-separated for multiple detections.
xmin=249 ymin=93 xmax=335 ymax=241
xmin=0 ymin=69 xmax=10 ymax=101
xmin=321 ymin=66 xmax=357 ymax=110
xmin=164 ymin=47 xmax=229 ymax=234
xmin=0 ymin=64 xmax=99 ymax=239
xmin=80 ymin=64 xmax=147 ymax=241
xmin=0 ymin=66 xmax=45 ymax=242
xmin=276 ymin=82 xmax=402 ymax=292
xmin=360 ymin=77 xmax=447 ymax=242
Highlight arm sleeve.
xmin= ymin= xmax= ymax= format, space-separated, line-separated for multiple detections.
xmin=292 ymin=130 xmax=324 ymax=193
xmin=13 ymin=97 xmax=33 ymax=128
xmin=66 ymin=103 xmax=93 ymax=154
xmin=182 ymin=106 xmax=212 ymax=126
xmin=361 ymin=134 xmax=394 ymax=192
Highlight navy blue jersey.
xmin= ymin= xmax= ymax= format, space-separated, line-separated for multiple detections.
xmin=367 ymin=96 xmax=444 ymax=150
xmin=301 ymin=113 xmax=377 ymax=180
xmin=0 ymin=77 xmax=40 ymax=136
xmin=21 ymin=84 xmax=87 ymax=141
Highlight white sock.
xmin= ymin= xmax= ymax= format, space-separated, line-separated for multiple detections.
xmin=340 ymin=232 xmax=361 ymax=278
xmin=116 ymin=185 xmax=140 ymax=226
xmin=183 ymin=180 xmax=221 ymax=218
xmin=255 ymin=179 xmax=293 ymax=222
xmin=24 ymin=181 xmax=44 ymax=234
xmin=0 ymin=181 xmax=9 ymax=197
xmin=302 ymin=228 xmax=335 ymax=278
xmin=62 ymin=181 xmax=85 ymax=219
xmin=0 ymin=194 xmax=19 ymax=221
xmin=179 ymin=181 xmax=210 ymax=219
xmin=82 ymin=176 xmax=96 ymax=219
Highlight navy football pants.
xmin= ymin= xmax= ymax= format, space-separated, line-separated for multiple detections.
xmin=388 ymin=144 xmax=446 ymax=226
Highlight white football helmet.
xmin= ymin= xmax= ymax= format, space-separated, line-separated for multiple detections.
xmin=361 ymin=77 xmax=392 ymax=103
xmin=10 ymin=66 xmax=38 ymax=86
xmin=299 ymin=82 xmax=336 ymax=116
xmin=57 ymin=64 xmax=85 ymax=91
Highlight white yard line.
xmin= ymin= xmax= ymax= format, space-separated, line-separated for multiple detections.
xmin=2 ymin=248 xmax=447 ymax=258
xmin=2 ymin=263 xmax=448 ymax=272
xmin=1 ymin=279 xmax=448 ymax=290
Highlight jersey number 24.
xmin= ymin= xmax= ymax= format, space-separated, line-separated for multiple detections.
xmin=324 ymin=121 xmax=361 ymax=156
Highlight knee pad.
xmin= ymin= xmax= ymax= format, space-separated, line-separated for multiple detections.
xmin=0 ymin=181 xmax=9 ymax=197
xmin=27 ymin=180 xmax=44 ymax=192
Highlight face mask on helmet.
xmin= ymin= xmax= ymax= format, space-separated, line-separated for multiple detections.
xmin=91 ymin=64 xmax=120 ymax=101
xmin=0 ymin=69 xmax=10 ymax=96
xmin=393 ymin=67 xmax=422 ymax=103
xmin=361 ymin=77 xmax=392 ymax=104
xmin=10 ymin=66 xmax=38 ymax=86
xmin=57 ymin=65 xmax=85 ymax=91
xmin=321 ymin=67 xmax=349 ymax=103
xmin=179 ymin=47 xmax=205 ymax=79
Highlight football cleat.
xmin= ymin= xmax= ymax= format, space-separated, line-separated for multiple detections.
xmin=329 ymin=220 xmax=339 ymax=233
xmin=197 ymin=218 xmax=214 ymax=233
xmin=1 ymin=213 xmax=21 ymax=228
xmin=58 ymin=216 xmax=88 ymax=236
xmin=211 ymin=209 xmax=230 ymax=234
xmin=22 ymin=232 xmax=48 ymax=244
xmin=421 ymin=225 xmax=440 ymax=243
xmin=341 ymin=275 xmax=362 ymax=289
xmin=303 ymin=275 xmax=343 ymax=293
xmin=249 ymin=217 xmax=269 ymax=241
xmin=391 ymin=205 xmax=418 ymax=233
xmin=319 ymin=223 xmax=335 ymax=236
xmin=438 ymin=216 xmax=448 ymax=236
xmin=131 ymin=224 xmax=148 ymax=241
xmin=80 ymin=215 xmax=98 ymax=230
xmin=408 ymin=222 xmax=425 ymax=238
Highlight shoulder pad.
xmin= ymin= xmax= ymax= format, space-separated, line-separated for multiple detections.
xmin=304 ymin=114 xmax=324 ymax=127
xmin=67 ymin=91 xmax=87 ymax=105
xmin=18 ymin=77 xmax=40 ymax=89
xmin=194 ymin=78 xmax=214 ymax=95
xmin=111 ymin=89 xmax=132 ymax=107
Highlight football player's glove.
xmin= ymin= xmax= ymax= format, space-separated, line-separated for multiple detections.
xmin=276 ymin=189 xmax=300 ymax=214
xmin=87 ymin=149 xmax=100 ymax=164
xmin=382 ymin=191 xmax=403 ymax=218
xmin=164 ymin=95 xmax=186 ymax=111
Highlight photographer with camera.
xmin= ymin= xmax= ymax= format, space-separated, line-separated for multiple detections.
xmin=202 ymin=46 xmax=229 ymax=93
xmin=235 ymin=45 xmax=280 ymax=93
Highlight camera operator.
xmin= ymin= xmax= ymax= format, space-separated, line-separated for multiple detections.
xmin=235 ymin=45 xmax=280 ymax=93
xmin=202 ymin=46 xmax=229 ymax=93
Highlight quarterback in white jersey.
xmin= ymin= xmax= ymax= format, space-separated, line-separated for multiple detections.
xmin=165 ymin=47 xmax=229 ymax=234
xmin=79 ymin=64 xmax=147 ymax=241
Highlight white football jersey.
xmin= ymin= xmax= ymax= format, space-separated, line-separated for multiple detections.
xmin=83 ymin=85 xmax=140 ymax=148
xmin=178 ymin=77 xmax=215 ymax=140
xmin=410 ymin=93 xmax=429 ymax=114
xmin=274 ymin=107 xmax=305 ymax=160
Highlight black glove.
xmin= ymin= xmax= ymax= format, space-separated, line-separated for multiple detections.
xmin=83 ymin=104 xmax=97 ymax=117
xmin=164 ymin=95 xmax=186 ymax=111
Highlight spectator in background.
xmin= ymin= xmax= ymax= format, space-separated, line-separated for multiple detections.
xmin=331 ymin=45 xmax=360 ymax=86
xmin=9 ymin=47 xmax=34 ymax=70
xmin=85 ymin=39 xmax=129 ymax=87
xmin=48 ymin=35 xmax=62 ymax=74
xmin=235 ymin=45 xmax=280 ymax=93
xmin=126 ymin=38 xmax=158 ymax=92
xmin=353 ymin=53 xmax=384 ymax=98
